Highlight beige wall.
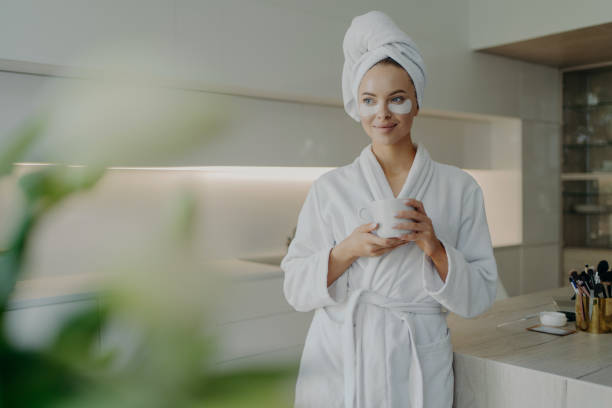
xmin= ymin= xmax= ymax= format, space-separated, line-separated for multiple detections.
xmin=0 ymin=1 xmax=563 ymax=296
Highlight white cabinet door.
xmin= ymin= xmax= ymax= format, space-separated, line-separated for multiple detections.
xmin=3 ymin=298 xmax=98 ymax=350
xmin=211 ymin=275 xmax=313 ymax=366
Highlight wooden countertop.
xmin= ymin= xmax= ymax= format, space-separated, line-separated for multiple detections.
xmin=447 ymin=286 xmax=612 ymax=388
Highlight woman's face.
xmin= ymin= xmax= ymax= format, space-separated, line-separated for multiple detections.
xmin=357 ymin=63 xmax=419 ymax=146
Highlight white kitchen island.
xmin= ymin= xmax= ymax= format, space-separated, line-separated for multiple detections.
xmin=449 ymin=286 xmax=612 ymax=408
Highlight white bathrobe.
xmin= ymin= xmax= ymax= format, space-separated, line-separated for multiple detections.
xmin=281 ymin=141 xmax=498 ymax=408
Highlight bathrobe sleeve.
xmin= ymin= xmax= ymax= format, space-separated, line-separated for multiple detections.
xmin=281 ymin=181 xmax=345 ymax=312
xmin=422 ymin=184 xmax=498 ymax=318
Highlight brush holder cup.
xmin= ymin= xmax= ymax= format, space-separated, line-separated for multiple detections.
xmin=575 ymin=294 xmax=612 ymax=333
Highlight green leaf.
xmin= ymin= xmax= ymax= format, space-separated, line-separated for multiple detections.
xmin=194 ymin=366 xmax=298 ymax=408
xmin=0 ymin=113 xmax=47 ymax=177
xmin=0 ymin=205 xmax=35 ymax=310
xmin=48 ymin=304 xmax=107 ymax=372
xmin=18 ymin=166 xmax=105 ymax=210
xmin=0 ymin=338 xmax=91 ymax=408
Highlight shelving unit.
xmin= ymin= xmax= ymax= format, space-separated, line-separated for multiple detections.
xmin=562 ymin=66 xmax=612 ymax=255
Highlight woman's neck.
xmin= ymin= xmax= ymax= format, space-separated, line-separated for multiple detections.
xmin=371 ymin=138 xmax=417 ymax=176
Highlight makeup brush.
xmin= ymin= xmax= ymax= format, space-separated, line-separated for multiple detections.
xmin=580 ymin=271 xmax=590 ymax=290
xmin=597 ymin=260 xmax=609 ymax=276
xmin=598 ymin=260 xmax=612 ymax=297
xmin=571 ymin=270 xmax=589 ymax=296
xmin=595 ymin=283 xmax=606 ymax=298
xmin=601 ymin=272 xmax=612 ymax=298
xmin=570 ymin=276 xmax=586 ymax=321
xmin=568 ymin=276 xmax=577 ymax=300
xmin=588 ymin=268 xmax=596 ymax=290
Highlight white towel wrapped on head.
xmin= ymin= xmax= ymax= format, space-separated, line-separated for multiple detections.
xmin=342 ymin=10 xmax=426 ymax=122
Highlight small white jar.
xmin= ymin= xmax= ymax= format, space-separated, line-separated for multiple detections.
xmin=539 ymin=311 xmax=567 ymax=327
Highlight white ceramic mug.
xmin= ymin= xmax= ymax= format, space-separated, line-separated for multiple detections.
xmin=358 ymin=198 xmax=416 ymax=238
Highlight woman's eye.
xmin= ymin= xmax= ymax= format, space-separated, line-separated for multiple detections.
xmin=391 ymin=96 xmax=404 ymax=103
xmin=363 ymin=98 xmax=374 ymax=104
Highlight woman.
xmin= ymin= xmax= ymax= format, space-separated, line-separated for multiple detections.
xmin=280 ymin=10 xmax=498 ymax=408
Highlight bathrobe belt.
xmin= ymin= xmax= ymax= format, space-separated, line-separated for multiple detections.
xmin=327 ymin=288 xmax=443 ymax=408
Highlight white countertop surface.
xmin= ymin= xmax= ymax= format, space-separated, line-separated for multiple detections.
xmin=447 ymin=286 xmax=612 ymax=388
xmin=7 ymin=257 xmax=283 ymax=310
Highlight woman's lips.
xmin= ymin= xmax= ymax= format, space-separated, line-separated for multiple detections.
xmin=375 ymin=124 xmax=397 ymax=131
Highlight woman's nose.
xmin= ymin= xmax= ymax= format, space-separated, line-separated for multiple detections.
xmin=376 ymin=103 xmax=391 ymax=118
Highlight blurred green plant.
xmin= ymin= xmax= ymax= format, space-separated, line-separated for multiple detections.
xmin=0 ymin=80 xmax=296 ymax=407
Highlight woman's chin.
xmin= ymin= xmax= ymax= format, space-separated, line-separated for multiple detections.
xmin=370 ymin=134 xmax=406 ymax=146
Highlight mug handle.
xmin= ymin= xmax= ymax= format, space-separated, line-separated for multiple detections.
xmin=358 ymin=206 xmax=371 ymax=222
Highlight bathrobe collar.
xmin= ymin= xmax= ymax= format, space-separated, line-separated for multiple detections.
xmin=359 ymin=141 xmax=434 ymax=201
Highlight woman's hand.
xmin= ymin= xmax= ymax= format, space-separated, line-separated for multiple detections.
xmin=337 ymin=222 xmax=406 ymax=258
xmin=328 ymin=223 xmax=406 ymax=287
xmin=395 ymin=198 xmax=448 ymax=281
xmin=393 ymin=198 xmax=444 ymax=259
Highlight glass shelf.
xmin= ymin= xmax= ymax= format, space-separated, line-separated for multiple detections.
xmin=564 ymin=142 xmax=612 ymax=149
xmin=563 ymin=242 xmax=612 ymax=250
xmin=563 ymin=100 xmax=612 ymax=111
xmin=564 ymin=211 xmax=612 ymax=215
xmin=562 ymin=173 xmax=612 ymax=181
xmin=563 ymin=191 xmax=612 ymax=196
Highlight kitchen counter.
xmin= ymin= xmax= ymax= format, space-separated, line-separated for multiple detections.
xmin=3 ymin=257 xmax=293 ymax=362
xmin=448 ymin=286 xmax=612 ymax=407
xmin=7 ymin=258 xmax=283 ymax=310
xmin=13 ymin=268 xmax=611 ymax=406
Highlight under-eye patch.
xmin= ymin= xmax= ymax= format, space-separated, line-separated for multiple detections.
xmin=359 ymin=99 xmax=412 ymax=116
xmin=388 ymin=99 xmax=412 ymax=114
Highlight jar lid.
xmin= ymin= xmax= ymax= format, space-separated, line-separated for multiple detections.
xmin=539 ymin=311 xmax=567 ymax=327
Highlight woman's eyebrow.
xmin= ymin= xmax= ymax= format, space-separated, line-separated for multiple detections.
xmin=361 ymin=89 xmax=407 ymax=96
